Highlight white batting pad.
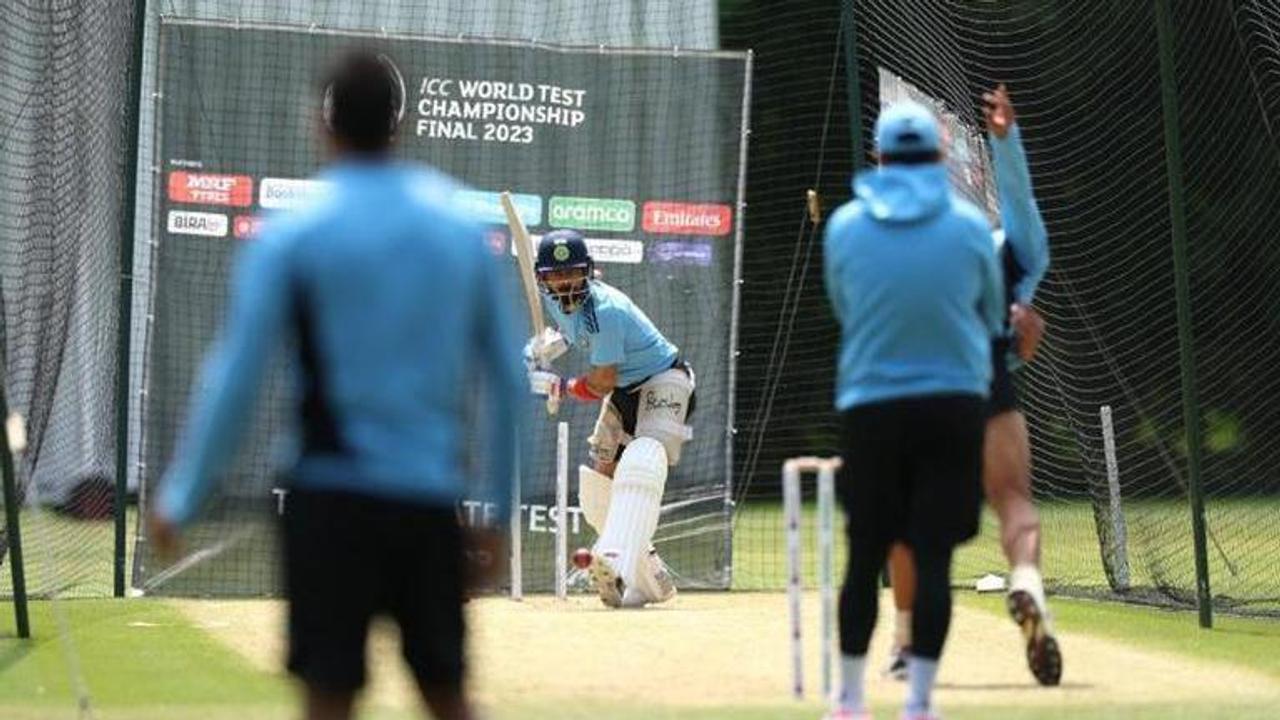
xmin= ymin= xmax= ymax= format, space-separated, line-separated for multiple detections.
xmin=578 ymin=465 xmax=612 ymax=533
xmin=593 ymin=437 xmax=667 ymax=587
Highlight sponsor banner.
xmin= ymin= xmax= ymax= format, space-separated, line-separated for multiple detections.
xmin=167 ymin=171 xmax=253 ymax=207
xmin=511 ymin=234 xmax=644 ymax=265
xmin=586 ymin=238 xmax=644 ymax=264
xmin=232 ymin=215 xmax=262 ymax=239
xmin=259 ymin=177 xmax=331 ymax=210
xmin=453 ymin=189 xmax=543 ymax=226
xmin=641 ymin=201 xmax=733 ymax=236
xmin=548 ymin=196 xmax=635 ymax=232
xmin=167 ymin=210 xmax=228 ymax=237
xmin=650 ymin=240 xmax=713 ymax=266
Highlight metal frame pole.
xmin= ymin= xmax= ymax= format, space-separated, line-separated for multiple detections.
xmin=1154 ymin=0 xmax=1212 ymax=628
xmin=1 ymin=389 xmax=29 ymax=637
xmin=841 ymin=0 xmax=865 ymax=170
xmin=114 ymin=0 xmax=150 ymax=598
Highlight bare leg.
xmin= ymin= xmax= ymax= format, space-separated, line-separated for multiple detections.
xmin=888 ymin=543 xmax=915 ymax=613
xmin=884 ymin=543 xmax=915 ymax=679
xmin=301 ymin=686 xmax=355 ymax=720
xmin=983 ymin=411 xmax=1039 ymax=567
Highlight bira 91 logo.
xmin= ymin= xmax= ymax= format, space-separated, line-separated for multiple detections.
xmin=167 ymin=210 xmax=228 ymax=237
xmin=167 ymin=172 xmax=253 ymax=207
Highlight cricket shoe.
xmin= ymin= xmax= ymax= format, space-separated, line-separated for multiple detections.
xmin=898 ymin=713 xmax=942 ymax=720
xmin=621 ymin=549 xmax=678 ymax=608
xmin=588 ymin=551 xmax=625 ymax=609
xmin=882 ymin=645 xmax=908 ymax=681
xmin=1007 ymin=565 xmax=1062 ymax=686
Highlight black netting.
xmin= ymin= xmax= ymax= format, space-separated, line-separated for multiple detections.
xmin=1 ymin=0 xmax=137 ymax=600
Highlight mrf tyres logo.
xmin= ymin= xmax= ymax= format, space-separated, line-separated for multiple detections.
xmin=642 ymin=202 xmax=733 ymax=236
xmin=549 ymin=196 xmax=635 ymax=232
xmin=167 ymin=172 xmax=253 ymax=207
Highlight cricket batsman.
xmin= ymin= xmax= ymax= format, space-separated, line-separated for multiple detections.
xmin=525 ymin=229 xmax=694 ymax=609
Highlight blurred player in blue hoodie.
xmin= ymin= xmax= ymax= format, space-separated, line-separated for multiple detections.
xmin=822 ymin=101 xmax=1004 ymax=720
xmin=884 ymin=85 xmax=1059 ymax=691
xmin=148 ymin=51 xmax=524 ymax=720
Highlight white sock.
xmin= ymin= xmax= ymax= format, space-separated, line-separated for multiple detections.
xmin=838 ymin=655 xmax=868 ymax=712
xmin=905 ymin=655 xmax=939 ymax=714
xmin=895 ymin=609 xmax=913 ymax=649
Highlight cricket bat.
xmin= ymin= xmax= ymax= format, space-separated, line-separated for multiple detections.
xmin=500 ymin=191 xmax=544 ymax=337
xmin=500 ymin=192 xmax=561 ymax=415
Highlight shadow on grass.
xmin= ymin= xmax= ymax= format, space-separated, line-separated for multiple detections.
xmin=0 ymin=638 xmax=32 ymax=675
xmin=934 ymin=681 xmax=1093 ymax=692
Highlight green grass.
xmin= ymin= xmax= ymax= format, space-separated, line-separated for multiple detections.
xmin=1 ymin=506 xmax=138 ymax=599
xmin=1 ymin=595 xmax=1277 ymax=719
xmin=732 ymin=496 xmax=1280 ymax=614
xmin=0 ymin=598 xmax=289 ymax=718
xmin=960 ymin=592 xmax=1280 ymax=679
xmin=492 ymin=703 xmax=1279 ymax=720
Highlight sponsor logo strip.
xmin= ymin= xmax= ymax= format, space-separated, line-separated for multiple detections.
xmin=650 ymin=241 xmax=713 ymax=266
xmin=259 ymin=178 xmax=331 ymax=210
xmin=167 ymin=172 xmax=253 ymax=207
xmin=167 ymin=210 xmax=228 ymax=237
xmin=641 ymin=201 xmax=733 ymax=236
xmin=548 ymin=196 xmax=635 ymax=232
xmin=511 ymin=234 xmax=644 ymax=265
xmin=453 ymin=190 xmax=543 ymax=227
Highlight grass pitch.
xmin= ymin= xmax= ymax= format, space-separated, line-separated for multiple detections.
xmin=2 ymin=592 xmax=1279 ymax=719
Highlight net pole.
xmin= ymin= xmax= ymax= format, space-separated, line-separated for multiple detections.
xmin=510 ymin=438 xmax=523 ymax=602
xmin=554 ymin=421 xmax=568 ymax=600
xmin=840 ymin=0 xmax=865 ymax=170
xmin=1 ymin=392 xmax=29 ymax=638
xmin=1099 ymin=405 xmax=1130 ymax=591
xmin=816 ymin=463 xmax=835 ymax=699
xmin=1154 ymin=0 xmax=1212 ymax=628
xmin=782 ymin=460 xmax=803 ymax=699
xmin=113 ymin=0 xmax=150 ymax=598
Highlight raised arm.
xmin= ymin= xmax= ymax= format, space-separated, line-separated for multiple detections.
xmin=985 ymin=84 xmax=1049 ymax=305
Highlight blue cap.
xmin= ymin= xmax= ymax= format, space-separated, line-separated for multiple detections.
xmin=875 ymin=102 xmax=941 ymax=157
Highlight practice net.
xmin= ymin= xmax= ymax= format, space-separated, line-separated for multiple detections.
xmin=1 ymin=0 xmax=137 ymax=601
xmin=132 ymin=10 xmax=746 ymax=596
xmin=731 ymin=0 xmax=1280 ymax=616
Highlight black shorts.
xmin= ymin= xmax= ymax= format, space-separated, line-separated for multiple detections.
xmin=839 ymin=394 xmax=986 ymax=549
xmin=282 ymin=488 xmax=464 ymax=693
xmin=989 ymin=338 xmax=1019 ymax=417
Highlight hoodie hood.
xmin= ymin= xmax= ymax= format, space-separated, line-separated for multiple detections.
xmin=853 ymin=163 xmax=951 ymax=224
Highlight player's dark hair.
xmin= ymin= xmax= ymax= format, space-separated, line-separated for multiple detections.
xmin=322 ymin=49 xmax=405 ymax=152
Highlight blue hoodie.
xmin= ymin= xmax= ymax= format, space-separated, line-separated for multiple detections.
xmin=824 ymin=163 xmax=1004 ymax=410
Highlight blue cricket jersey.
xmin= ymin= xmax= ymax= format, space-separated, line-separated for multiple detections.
xmin=824 ymin=162 xmax=1005 ymax=410
xmin=542 ymin=280 xmax=677 ymax=387
xmin=991 ymin=123 xmax=1049 ymax=308
xmin=156 ymin=159 xmax=525 ymax=525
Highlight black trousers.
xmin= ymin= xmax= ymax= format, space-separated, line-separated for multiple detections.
xmin=282 ymin=488 xmax=465 ymax=692
xmin=837 ymin=394 xmax=986 ymax=660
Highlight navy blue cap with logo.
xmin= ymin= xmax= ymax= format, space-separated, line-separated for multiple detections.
xmin=536 ymin=229 xmax=595 ymax=315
